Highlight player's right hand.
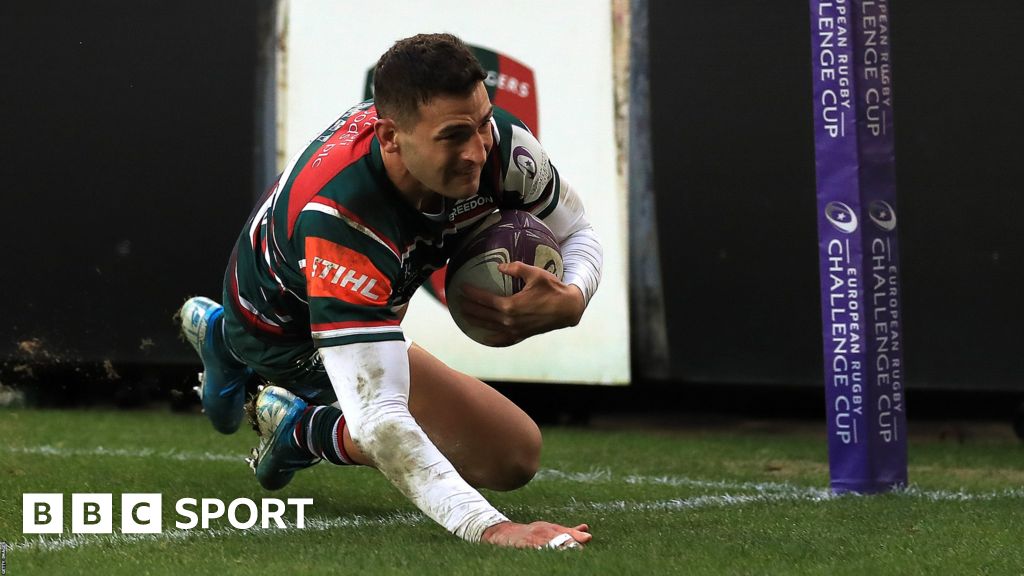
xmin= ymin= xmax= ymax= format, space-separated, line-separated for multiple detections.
xmin=481 ymin=520 xmax=592 ymax=549
xmin=459 ymin=262 xmax=585 ymax=347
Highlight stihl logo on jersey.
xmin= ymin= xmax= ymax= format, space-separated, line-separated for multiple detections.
xmin=305 ymin=237 xmax=391 ymax=306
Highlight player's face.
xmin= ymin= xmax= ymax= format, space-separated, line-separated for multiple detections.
xmin=397 ymin=82 xmax=494 ymax=200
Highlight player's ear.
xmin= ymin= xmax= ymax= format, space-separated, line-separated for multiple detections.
xmin=374 ymin=118 xmax=400 ymax=153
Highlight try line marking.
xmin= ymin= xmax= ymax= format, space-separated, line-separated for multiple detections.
xmin=7 ymin=442 xmax=1024 ymax=553
xmin=3 ymin=445 xmax=238 ymax=462
xmin=9 ymin=444 xmax=1024 ymax=501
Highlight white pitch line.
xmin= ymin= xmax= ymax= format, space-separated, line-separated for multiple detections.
xmin=533 ymin=468 xmax=615 ymax=483
xmin=8 ymin=443 xmax=1024 ymax=554
xmin=565 ymin=489 xmax=835 ymax=513
xmin=12 ymin=511 xmax=427 ymax=553
xmin=3 ymin=445 xmax=240 ymax=462
xmin=896 ymin=485 xmax=1024 ymax=501
xmin=536 ymin=468 xmax=822 ymax=495
xmin=10 ymin=446 xmax=801 ymax=492
xmin=624 ymin=473 xmax=821 ymax=495
xmin=9 ymin=444 xmax=1024 ymax=499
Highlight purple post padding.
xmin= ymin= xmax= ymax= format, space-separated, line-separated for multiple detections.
xmin=853 ymin=0 xmax=908 ymax=490
xmin=809 ymin=0 xmax=907 ymax=493
xmin=810 ymin=0 xmax=871 ymax=493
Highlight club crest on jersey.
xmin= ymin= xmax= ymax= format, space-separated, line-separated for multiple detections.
xmin=512 ymin=146 xmax=537 ymax=179
xmin=305 ymin=237 xmax=391 ymax=306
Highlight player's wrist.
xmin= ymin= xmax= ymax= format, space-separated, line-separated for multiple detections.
xmin=562 ymin=283 xmax=586 ymax=327
xmin=481 ymin=520 xmax=514 ymax=544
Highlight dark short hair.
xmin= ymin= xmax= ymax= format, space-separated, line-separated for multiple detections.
xmin=373 ymin=33 xmax=487 ymax=127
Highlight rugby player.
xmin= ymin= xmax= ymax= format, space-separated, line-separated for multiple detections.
xmin=180 ymin=33 xmax=603 ymax=549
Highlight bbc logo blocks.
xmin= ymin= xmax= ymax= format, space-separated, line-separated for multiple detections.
xmin=22 ymin=494 xmax=313 ymax=533
xmin=23 ymin=494 xmax=162 ymax=534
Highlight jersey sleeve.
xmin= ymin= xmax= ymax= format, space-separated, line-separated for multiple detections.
xmin=495 ymin=113 xmax=562 ymax=219
xmin=493 ymin=109 xmax=604 ymax=307
xmin=293 ymin=205 xmax=404 ymax=348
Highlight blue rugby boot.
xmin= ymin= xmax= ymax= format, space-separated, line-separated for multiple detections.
xmin=246 ymin=385 xmax=321 ymax=490
xmin=179 ymin=296 xmax=253 ymax=434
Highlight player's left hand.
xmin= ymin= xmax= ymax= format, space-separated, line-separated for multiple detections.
xmin=458 ymin=262 xmax=585 ymax=347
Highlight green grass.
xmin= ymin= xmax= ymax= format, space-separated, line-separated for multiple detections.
xmin=1 ymin=409 xmax=1023 ymax=575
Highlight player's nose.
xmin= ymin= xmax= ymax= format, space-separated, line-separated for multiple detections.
xmin=462 ymin=130 xmax=489 ymax=166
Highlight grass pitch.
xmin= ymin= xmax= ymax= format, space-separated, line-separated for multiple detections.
xmin=1 ymin=408 xmax=1023 ymax=575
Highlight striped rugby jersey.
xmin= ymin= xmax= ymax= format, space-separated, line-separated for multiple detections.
xmin=225 ymin=101 xmax=564 ymax=348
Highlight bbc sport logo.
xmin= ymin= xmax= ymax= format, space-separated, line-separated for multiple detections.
xmin=22 ymin=493 xmax=313 ymax=534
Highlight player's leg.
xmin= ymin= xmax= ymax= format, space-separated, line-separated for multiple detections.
xmin=178 ymin=296 xmax=256 ymax=434
xmin=327 ymin=343 xmax=540 ymax=491
xmin=235 ymin=330 xmax=540 ymax=492
xmin=220 ymin=312 xmax=352 ymax=490
xmin=284 ymin=342 xmax=540 ymax=491
xmin=403 ymin=343 xmax=541 ymax=491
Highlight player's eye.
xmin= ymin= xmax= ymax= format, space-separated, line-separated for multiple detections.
xmin=442 ymin=132 xmax=471 ymax=143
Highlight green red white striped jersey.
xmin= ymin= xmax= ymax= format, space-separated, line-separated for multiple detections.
xmin=226 ymin=101 xmax=564 ymax=348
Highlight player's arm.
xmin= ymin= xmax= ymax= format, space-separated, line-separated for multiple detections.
xmin=320 ymin=340 xmax=591 ymax=547
xmin=536 ymin=179 xmax=604 ymax=315
xmin=459 ymin=123 xmax=604 ymax=345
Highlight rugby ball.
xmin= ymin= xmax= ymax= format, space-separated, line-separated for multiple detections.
xmin=445 ymin=210 xmax=563 ymax=345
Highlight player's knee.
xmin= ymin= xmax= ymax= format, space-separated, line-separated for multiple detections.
xmin=490 ymin=426 xmax=541 ymax=491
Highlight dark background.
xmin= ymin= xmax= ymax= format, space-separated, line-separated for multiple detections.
xmin=2 ymin=2 xmax=1022 ymax=414
xmin=649 ymin=0 xmax=1024 ymax=391
xmin=2 ymin=1 xmax=265 ymax=367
